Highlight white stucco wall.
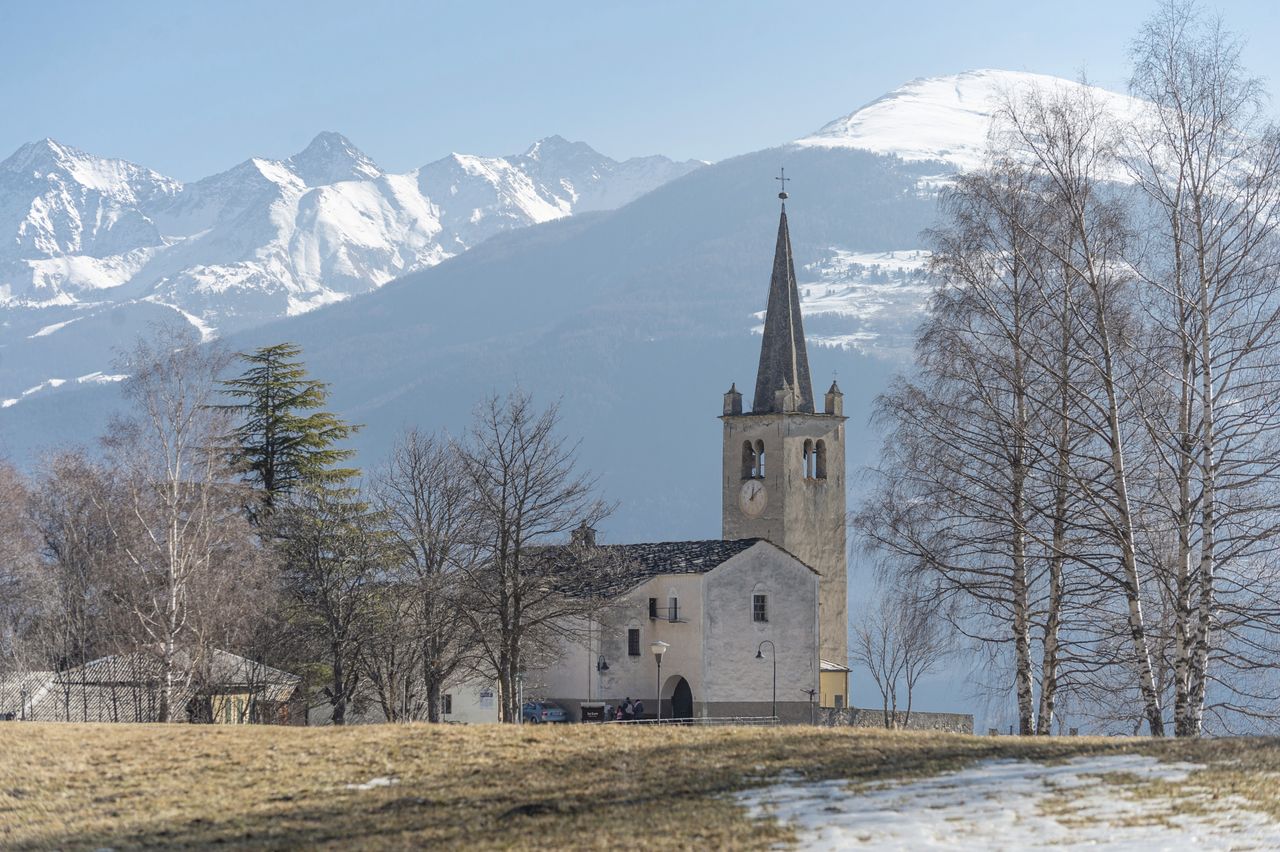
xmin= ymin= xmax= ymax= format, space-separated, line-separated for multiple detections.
xmin=702 ymin=542 xmax=819 ymax=706
xmin=543 ymin=574 xmax=705 ymax=717
xmin=442 ymin=679 xmax=499 ymax=724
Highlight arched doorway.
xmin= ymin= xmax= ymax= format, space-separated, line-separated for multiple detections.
xmin=669 ymin=677 xmax=693 ymax=720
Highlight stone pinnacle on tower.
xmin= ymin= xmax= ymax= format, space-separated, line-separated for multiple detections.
xmin=752 ymin=170 xmax=814 ymax=413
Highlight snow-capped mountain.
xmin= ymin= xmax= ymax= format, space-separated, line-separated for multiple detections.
xmin=0 ymin=133 xmax=702 ymax=407
xmin=0 ymin=132 xmax=702 ymax=332
xmin=795 ymin=69 xmax=1146 ymax=173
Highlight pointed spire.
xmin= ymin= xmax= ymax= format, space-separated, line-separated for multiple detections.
xmin=752 ymin=193 xmax=814 ymax=413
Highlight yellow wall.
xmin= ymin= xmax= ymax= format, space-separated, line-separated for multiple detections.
xmin=819 ymin=670 xmax=848 ymax=709
xmin=210 ymin=693 xmax=253 ymax=724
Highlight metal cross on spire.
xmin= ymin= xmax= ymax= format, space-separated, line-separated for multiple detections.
xmin=776 ymin=167 xmax=789 ymax=200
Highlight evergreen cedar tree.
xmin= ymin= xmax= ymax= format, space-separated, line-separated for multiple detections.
xmin=219 ymin=343 xmax=361 ymax=514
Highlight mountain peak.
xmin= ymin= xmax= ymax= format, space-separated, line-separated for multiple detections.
xmin=287 ymin=131 xmax=382 ymax=185
xmin=1 ymin=137 xmax=181 ymax=197
xmin=3 ymin=137 xmax=84 ymax=173
xmin=794 ymin=69 xmax=1145 ymax=172
xmin=521 ymin=135 xmax=603 ymax=162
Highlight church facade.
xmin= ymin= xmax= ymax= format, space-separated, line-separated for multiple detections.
xmin=534 ymin=189 xmax=852 ymax=721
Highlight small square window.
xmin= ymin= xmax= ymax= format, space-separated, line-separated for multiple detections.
xmin=648 ymin=597 xmax=658 ymax=619
xmin=628 ymin=628 xmax=640 ymax=656
xmin=753 ymin=594 xmax=768 ymax=623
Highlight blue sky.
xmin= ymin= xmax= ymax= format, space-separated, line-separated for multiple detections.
xmin=2 ymin=1 xmax=1277 ymax=180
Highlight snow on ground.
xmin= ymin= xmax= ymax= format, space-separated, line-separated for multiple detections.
xmin=739 ymin=755 xmax=1280 ymax=851
xmin=344 ymin=776 xmax=399 ymax=791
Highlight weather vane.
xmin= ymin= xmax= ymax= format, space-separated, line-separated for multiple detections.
xmin=776 ymin=167 xmax=789 ymax=200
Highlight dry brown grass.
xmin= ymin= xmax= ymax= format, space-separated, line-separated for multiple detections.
xmin=3 ymin=723 xmax=1280 ymax=850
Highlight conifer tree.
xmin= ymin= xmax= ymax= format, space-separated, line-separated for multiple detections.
xmin=219 ymin=343 xmax=360 ymax=515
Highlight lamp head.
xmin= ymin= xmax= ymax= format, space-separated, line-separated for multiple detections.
xmin=755 ymin=649 xmax=764 ymax=659
xmin=650 ymin=640 xmax=669 ymax=660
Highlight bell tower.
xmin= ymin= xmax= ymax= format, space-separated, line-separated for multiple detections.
xmin=721 ymin=179 xmax=848 ymax=669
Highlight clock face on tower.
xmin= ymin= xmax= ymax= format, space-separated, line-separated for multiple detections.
xmin=739 ymin=479 xmax=767 ymax=517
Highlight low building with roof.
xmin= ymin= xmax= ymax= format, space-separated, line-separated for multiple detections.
xmin=0 ymin=649 xmax=303 ymax=725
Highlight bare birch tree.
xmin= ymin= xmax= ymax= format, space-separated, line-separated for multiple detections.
xmin=997 ymin=82 xmax=1168 ymax=735
xmin=99 ymin=324 xmax=264 ymax=722
xmin=1127 ymin=0 xmax=1280 ymax=736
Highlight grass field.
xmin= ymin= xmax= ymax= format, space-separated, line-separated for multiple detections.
xmin=4 ymin=723 xmax=1280 ymax=849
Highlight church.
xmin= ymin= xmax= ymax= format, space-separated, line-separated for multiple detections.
xmin=532 ymin=185 xmax=852 ymax=723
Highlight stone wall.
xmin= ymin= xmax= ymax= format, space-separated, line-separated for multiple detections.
xmin=819 ymin=706 xmax=974 ymax=735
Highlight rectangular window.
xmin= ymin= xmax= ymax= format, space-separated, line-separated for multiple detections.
xmin=628 ymin=628 xmax=640 ymax=656
xmin=479 ymin=689 xmax=494 ymax=708
xmin=753 ymin=594 xmax=768 ymax=623
xmin=668 ymin=597 xmax=679 ymax=623
xmin=648 ymin=597 xmax=658 ymax=620
xmin=443 ymin=694 xmax=453 ymax=715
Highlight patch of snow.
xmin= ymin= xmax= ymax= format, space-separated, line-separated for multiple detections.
xmin=75 ymin=371 xmax=128 ymax=385
xmin=739 ymin=755 xmax=1280 ymax=850
xmin=28 ymin=316 xmax=84 ymax=338
xmin=141 ymin=297 xmax=217 ymax=342
xmin=344 ymin=776 xmax=399 ymax=791
xmin=6 ymin=377 xmax=69 ymax=406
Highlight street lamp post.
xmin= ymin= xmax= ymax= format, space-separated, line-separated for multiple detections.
xmin=651 ymin=641 xmax=669 ymax=722
xmin=756 ymin=640 xmax=777 ymax=721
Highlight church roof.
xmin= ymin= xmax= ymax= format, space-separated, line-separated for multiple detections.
xmin=603 ymin=538 xmax=763 ymax=578
xmin=753 ymin=203 xmax=815 ymax=413
xmin=539 ymin=538 xmax=790 ymax=597
xmin=538 ymin=537 xmax=818 ymax=599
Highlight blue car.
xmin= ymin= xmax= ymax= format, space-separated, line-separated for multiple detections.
xmin=522 ymin=700 xmax=568 ymax=723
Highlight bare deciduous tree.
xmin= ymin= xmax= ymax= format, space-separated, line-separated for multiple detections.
xmin=456 ymin=391 xmax=612 ymax=723
xmin=370 ymin=428 xmax=476 ymax=722
xmin=851 ymin=582 xmax=952 ymax=729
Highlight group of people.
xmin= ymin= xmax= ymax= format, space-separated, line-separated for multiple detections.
xmin=604 ymin=697 xmax=645 ymax=722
